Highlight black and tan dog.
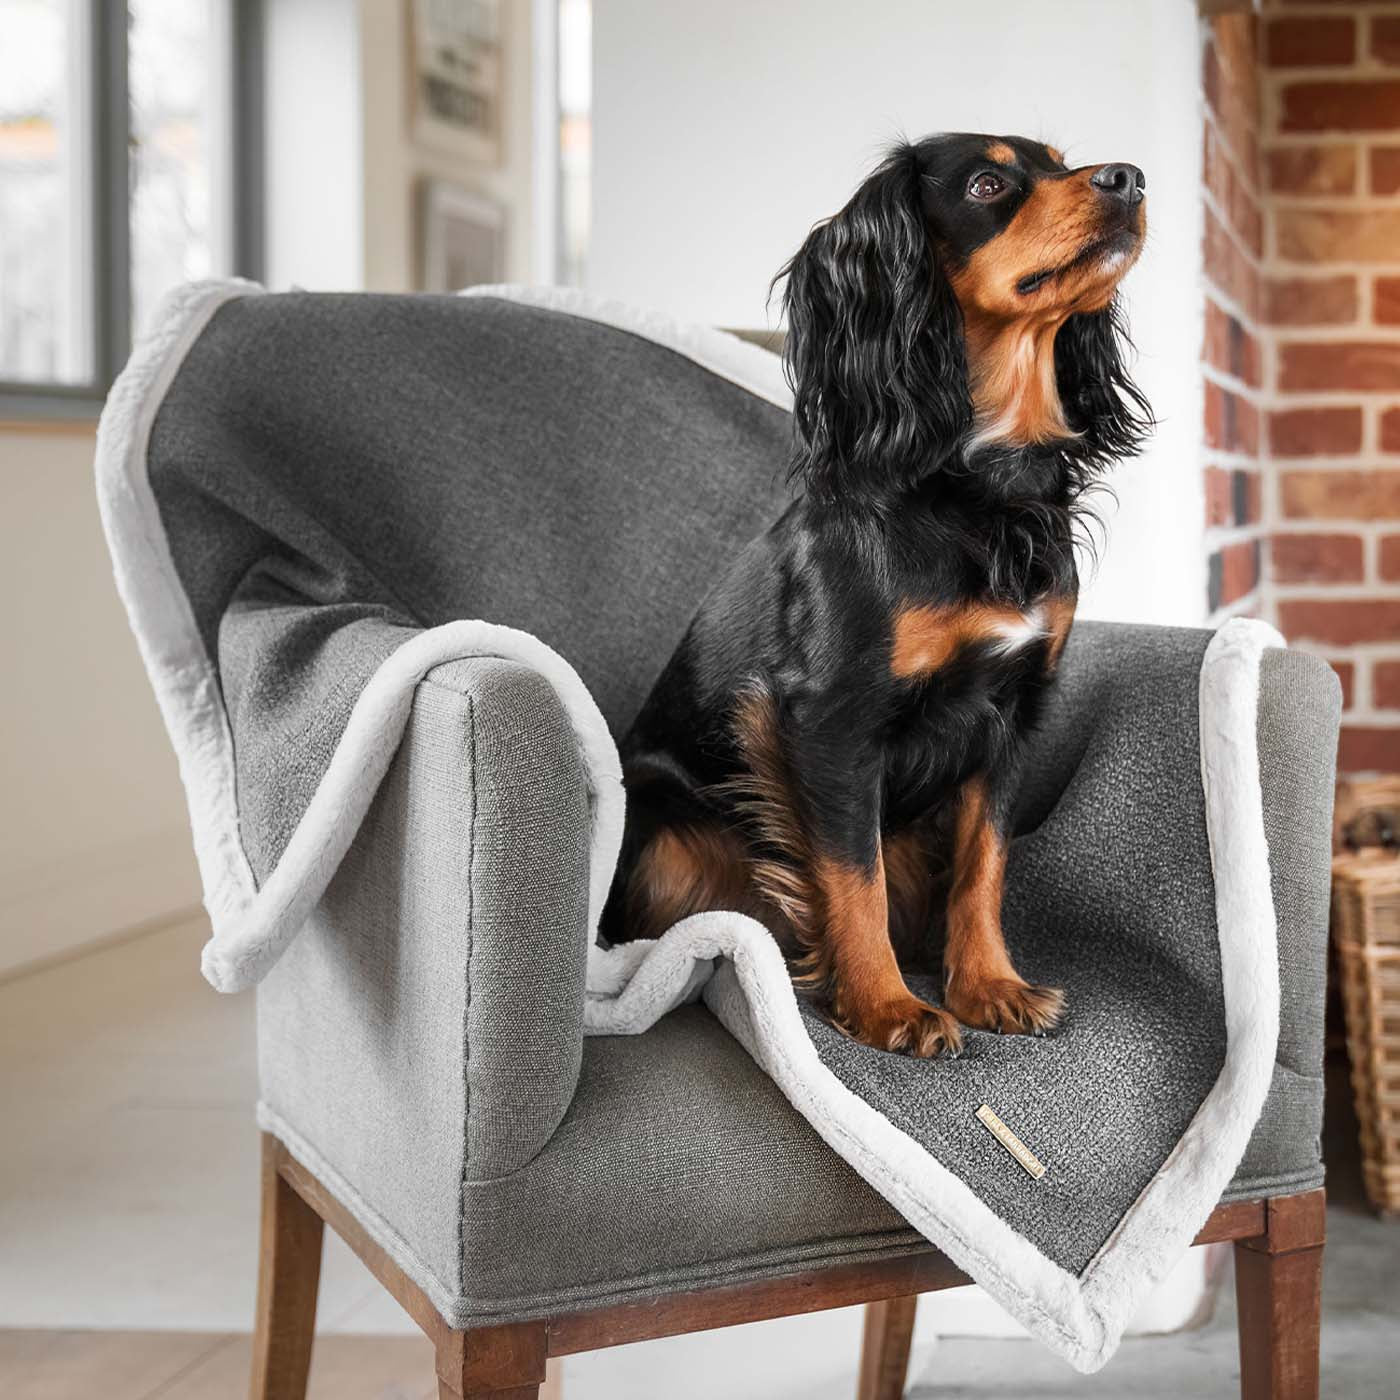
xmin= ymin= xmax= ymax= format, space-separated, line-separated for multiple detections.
xmin=600 ymin=134 xmax=1151 ymax=1057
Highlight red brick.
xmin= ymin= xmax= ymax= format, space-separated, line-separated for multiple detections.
xmin=1276 ymin=207 xmax=1400 ymax=263
xmin=1266 ymin=144 xmax=1357 ymax=194
xmin=1382 ymin=408 xmax=1400 ymax=452
xmin=1204 ymin=467 xmax=1233 ymax=528
xmin=1381 ymin=534 xmax=1400 ymax=579
xmin=1203 ymin=37 xmax=1261 ymax=186
xmin=1279 ymin=342 xmax=1400 ymax=393
xmin=1203 ymin=127 xmax=1265 ymax=256
xmin=1263 ymin=275 xmax=1358 ymax=326
xmin=1268 ymin=16 xmax=1355 ymax=67
xmin=1244 ymin=470 xmax=1263 ymax=525
xmin=1282 ymin=469 xmax=1400 ymax=519
xmin=1371 ymin=146 xmax=1400 ymax=194
xmin=1338 ymin=726 xmax=1400 ymax=776
xmin=1209 ymin=540 xmax=1262 ymax=611
xmin=1374 ymin=16 xmax=1400 ymax=66
xmin=1204 ymin=381 xmax=1261 ymax=456
xmin=1203 ymin=207 xmax=1260 ymax=318
xmin=1223 ymin=540 xmax=1261 ymax=606
xmin=1281 ymin=81 xmax=1400 ymax=133
xmin=1277 ymin=598 xmax=1400 ymax=645
xmin=1202 ymin=299 xmax=1263 ymax=385
xmin=1375 ymin=660 xmax=1400 ymax=710
xmin=1333 ymin=659 xmax=1356 ymax=710
xmin=1271 ymin=532 xmax=1365 ymax=583
xmin=1213 ymin=13 xmax=1258 ymax=92
xmin=1268 ymin=406 xmax=1363 ymax=457
xmin=1375 ymin=277 xmax=1400 ymax=324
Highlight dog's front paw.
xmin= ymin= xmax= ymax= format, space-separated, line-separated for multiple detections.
xmin=839 ymin=993 xmax=963 ymax=1058
xmin=945 ymin=978 xmax=1065 ymax=1036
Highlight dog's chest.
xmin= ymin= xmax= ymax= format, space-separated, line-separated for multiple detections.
xmin=889 ymin=600 xmax=1048 ymax=680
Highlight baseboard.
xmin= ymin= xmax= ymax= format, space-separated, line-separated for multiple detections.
xmin=0 ymin=827 xmax=202 ymax=980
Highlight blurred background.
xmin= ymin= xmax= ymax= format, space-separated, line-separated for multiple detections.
xmin=1 ymin=2 xmax=1397 ymax=1397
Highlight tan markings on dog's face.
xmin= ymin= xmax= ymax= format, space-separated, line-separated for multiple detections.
xmin=985 ymin=141 xmax=1017 ymax=166
xmin=943 ymin=162 xmax=1146 ymax=444
xmin=948 ymin=166 xmax=1145 ymax=322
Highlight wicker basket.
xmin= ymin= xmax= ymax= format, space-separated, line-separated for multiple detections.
xmin=1331 ymin=850 xmax=1400 ymax=1216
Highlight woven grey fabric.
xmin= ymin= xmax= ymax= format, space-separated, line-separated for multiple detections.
xmin=1233 ymin=647 xmax=1338 ymax=1189
xmin=797 ymin=622 xmax=1223 ymax=1275
xmin=146 ymin=292 xmax=793 ymax=881
xmin=134 ymin=288 xmax=1337 ymax=1319
xmin=257 ymin=654 xmax=593 ymax=1302
xmin=255 ymin=623 xmax=1336 ymax=1320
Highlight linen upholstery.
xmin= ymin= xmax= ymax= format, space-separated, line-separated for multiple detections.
xmin=256 ymin=622 xmax=1339 ymax=1323
xmin=258 ymin=655 xmax=593 ymax=1298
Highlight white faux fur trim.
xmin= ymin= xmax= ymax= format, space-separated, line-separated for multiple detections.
xmin=95 ymin=279 xmax=265 ymax=928
xmin=98 ymin=278 xmax=1283 ymax=1371
xmin=458 ymin=283 xmax=794 ymax=411
xmin=583 ymin=617 xmax=1284 ymax=1372
xmin=95 ymin=280 xmax=625 ymax=994
xmin=199 ymin=620 xmax=623 ymax=992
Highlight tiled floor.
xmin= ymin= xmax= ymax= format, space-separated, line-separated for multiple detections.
xmin=3 ymin=920 xmax=1397 ymax=1399
xmin=0 ymin=917 xmax=410 ymax=1335
xmin=0 ymin=1330 xmax=441 ymax=1400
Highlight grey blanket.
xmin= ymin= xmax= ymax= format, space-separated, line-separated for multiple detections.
xmin=96 ymin=279 xmax=1287 ymax=1371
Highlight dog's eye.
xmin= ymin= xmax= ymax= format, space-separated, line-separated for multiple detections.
xmin=967 ymin=172 xmax=1008 ymax=201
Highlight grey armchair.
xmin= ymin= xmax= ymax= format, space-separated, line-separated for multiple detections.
xmin=250 ymin=634 xmax=1335 ymax=1400
xmin=98 ymin=284 xmax=1339 ymax=1400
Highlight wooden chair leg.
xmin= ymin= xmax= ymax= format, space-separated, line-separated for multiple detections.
xmin=250 ymin=1135 xmax=325 ymax=1400
xmin=436 ymin=1321 xmax=549 ymax=1400
xmin=437 ymin=1386 xmax=540 ymax=1400
xmin=1235 ymin=1189 xmax=1326 ymax=1400
xmin=857 ymin=1294 xmax=918 ymax=1400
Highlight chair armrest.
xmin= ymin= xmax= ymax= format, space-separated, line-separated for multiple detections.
xmin=1019 ymin=621 xmax=1340 ymax=1196
xmin=256 ymin=655 xmax=592 ymax=1302
xmin=1232 ymin=645 xmax=1340 ymax=1190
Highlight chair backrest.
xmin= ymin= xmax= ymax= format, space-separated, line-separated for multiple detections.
xmin=147 ymin=291 xmax=796 ymax=735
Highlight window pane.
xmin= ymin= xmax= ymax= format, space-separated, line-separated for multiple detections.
xmin=129 ymin=0 xmax=232 ymax=339
xmin=0 ymin=0 xmax=94 ymax=385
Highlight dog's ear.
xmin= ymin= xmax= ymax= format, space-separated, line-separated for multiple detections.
xmin=1054 ymin=300 xmax=1154 ymax=469
xmin=777 ymin=144 xmax=971 ymax=503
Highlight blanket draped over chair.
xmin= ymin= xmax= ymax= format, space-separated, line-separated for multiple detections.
xmin=97 ymin=280 xmax=1286 ymax=1372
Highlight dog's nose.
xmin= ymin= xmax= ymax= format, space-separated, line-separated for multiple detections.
xmin=1090 ymin=163 xmax=1145 ymax=206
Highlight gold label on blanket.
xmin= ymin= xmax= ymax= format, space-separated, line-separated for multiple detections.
xmin=976 ymin=1103 xmax=1047 ymax=1181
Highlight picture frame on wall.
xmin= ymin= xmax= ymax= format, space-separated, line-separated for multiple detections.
xmin=408 ymin=0 xmax=502 ymax=167
xmin=418 ymin=180 xmax=506 ymax=292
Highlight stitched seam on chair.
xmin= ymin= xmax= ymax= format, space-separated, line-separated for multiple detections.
xmin=458 ymin=696 xmax=478 ymax=1295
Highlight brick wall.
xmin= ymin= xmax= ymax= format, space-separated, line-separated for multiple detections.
xmin=1262 ymin=0 xmax=1400 ymax=773
xmin=1203 ymin=14 xmax=1269 ymax=617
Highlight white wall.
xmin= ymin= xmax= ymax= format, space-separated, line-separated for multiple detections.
xmin=0 ymin=428 xmax=200 ymax=976
xmin=264 ymin=0 xmax=364 ymax=290
xmin=587 ymin=0 xmax=1207 ymax=625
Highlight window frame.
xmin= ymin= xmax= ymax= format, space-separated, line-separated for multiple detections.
xmin=0 ymin=0 xmax=264 ymax=422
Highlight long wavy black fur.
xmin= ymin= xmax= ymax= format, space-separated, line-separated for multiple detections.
xmin=775 ymin=145 xmax=972 ymax=504
xmin=776 ymin=141 xmax=1153 ymax=531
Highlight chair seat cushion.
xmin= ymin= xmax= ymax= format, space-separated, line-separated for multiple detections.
xmin=456 ymin=1003 xmax=1322 ymax=1325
